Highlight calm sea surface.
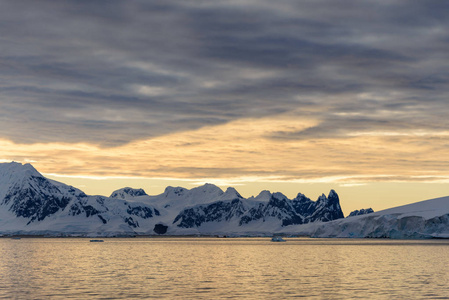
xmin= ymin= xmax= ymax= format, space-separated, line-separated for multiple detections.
xmin=1 ymin=237 xmax=448 ymax=299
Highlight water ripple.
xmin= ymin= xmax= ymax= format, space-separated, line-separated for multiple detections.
xmin=1 ymin=238 xmax=449 ymax=299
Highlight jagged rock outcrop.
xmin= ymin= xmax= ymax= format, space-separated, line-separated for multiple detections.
xmin=307 ymin=190 xmax=345 ymax=222
xmin=348 ymin=208 xmax=374 ymax=217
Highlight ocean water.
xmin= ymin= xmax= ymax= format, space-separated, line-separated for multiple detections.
xmin=1 ymin=237 xmax=448 ymax=299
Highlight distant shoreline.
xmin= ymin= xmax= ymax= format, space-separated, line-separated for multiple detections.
xmin=1 ymin=234 xmax=306 ymax=239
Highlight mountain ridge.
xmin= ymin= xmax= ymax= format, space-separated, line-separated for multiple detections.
xmin=0 ymin=162 xmax=344 ymax=236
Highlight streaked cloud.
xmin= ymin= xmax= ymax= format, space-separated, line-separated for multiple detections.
xmin=1 ymin=0 xmax=449 ymax=190
xmin=1 ymin=0 xmax=448 ymax=147
xmin=3 ymin=115 xmax=449 ymax=184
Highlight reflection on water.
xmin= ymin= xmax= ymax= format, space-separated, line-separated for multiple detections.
xmin=1 ymin=238 xmax=448 ymax=299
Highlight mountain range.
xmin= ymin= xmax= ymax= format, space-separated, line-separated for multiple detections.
xmin=0 ymin=162 xmax=344 ymax=236
xmin=2 ymin=162 xmax=448 ymax=238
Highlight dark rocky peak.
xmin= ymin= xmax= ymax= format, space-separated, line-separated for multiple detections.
xmin=309 ymin=190 xmax=344 ymax=222
xmin=348 ymin=208 xmax=374 ymax=217
xmin=294 ymin=193 xmax=311 ymax=202
xmin=316 ymin=190 xmax=340 ymax=206
xmin=291 ymin=193 xmax=315 ymax=216
xmin=327 ymin=189 xmax=340 ymax=204
xmin=316 ymin=193 xmax=328 ymax=203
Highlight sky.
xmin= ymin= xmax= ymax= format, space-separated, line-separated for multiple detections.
xmin=1 ymin=0 xmax=449 ymax=214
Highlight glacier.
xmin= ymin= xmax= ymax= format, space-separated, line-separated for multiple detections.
xmin=275 ymin=196 xmax=449 ymax=239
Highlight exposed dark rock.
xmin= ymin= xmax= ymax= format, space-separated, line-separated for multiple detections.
xmin=154 ymin=223 xmax=168 ymax=234
xmin=4 ymin=177 xmax=72 ymax=222
xmin=98 ymin=215 xmax=107 ymax=224
xmin=307 ymin=190 xmax=344 ymax=222
xmin=348 ymin=208 xmax=374 ymax=217
xmin=124 ymin=216 xmax=139 ymax=228
xmin=173 ymin=198 xmax=247 ymax=228
xmin=127 ymin=206 xmax=155 ymax=219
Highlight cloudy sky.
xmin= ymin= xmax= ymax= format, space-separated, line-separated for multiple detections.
xmin=1 ymin=0 xmax=449 ymax=213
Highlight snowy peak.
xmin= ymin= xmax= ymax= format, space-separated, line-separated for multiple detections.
xmin=185 ymin=183 xmax=224 ymax=205
xmin=0 ymin=162 xmax=42 ymax=178
xmin=146 ymin=184 xmax=226 ymax=213
xmin=252 ymin=190 xmax=272 ymax=202
xmin=190 ymin=183 xmax=223 ymax=197
xmin=219 ymin=187 xmax=243 ymax=201
xmin=110 ymin=187 xmax=148 ymax=200
xmin=0 ymin=162 xmax=74 ymax=223
xmin=0 ymin=162 xmax=44 ymax=196
xmin=0 ymin=162 xmax=52 ymax=201
xmin=163 ymin=186 xmax=188 ymax=198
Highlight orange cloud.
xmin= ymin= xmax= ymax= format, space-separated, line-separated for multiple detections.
xmin=2 ymin=116 xmax=449 ymax=184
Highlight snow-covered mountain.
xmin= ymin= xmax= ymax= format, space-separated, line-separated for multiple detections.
xmin=0 ymin=162 xmax=345 ymax=236
xmin=0 ymin=162 xmax=163 ymax=236
xmin=5 ymin=162 xmax=448 ymax=239
xmin=0 ymin=162 xmax=83 ymax=224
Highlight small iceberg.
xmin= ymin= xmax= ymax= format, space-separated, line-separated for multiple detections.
xmin=90 ymin=239 xmax=104 ymax=242
xmin=271 ymin=236 xmax=286 ymax=242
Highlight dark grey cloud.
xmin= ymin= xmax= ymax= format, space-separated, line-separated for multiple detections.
xmin=1 ymin=0 xmax=449 ymax=146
